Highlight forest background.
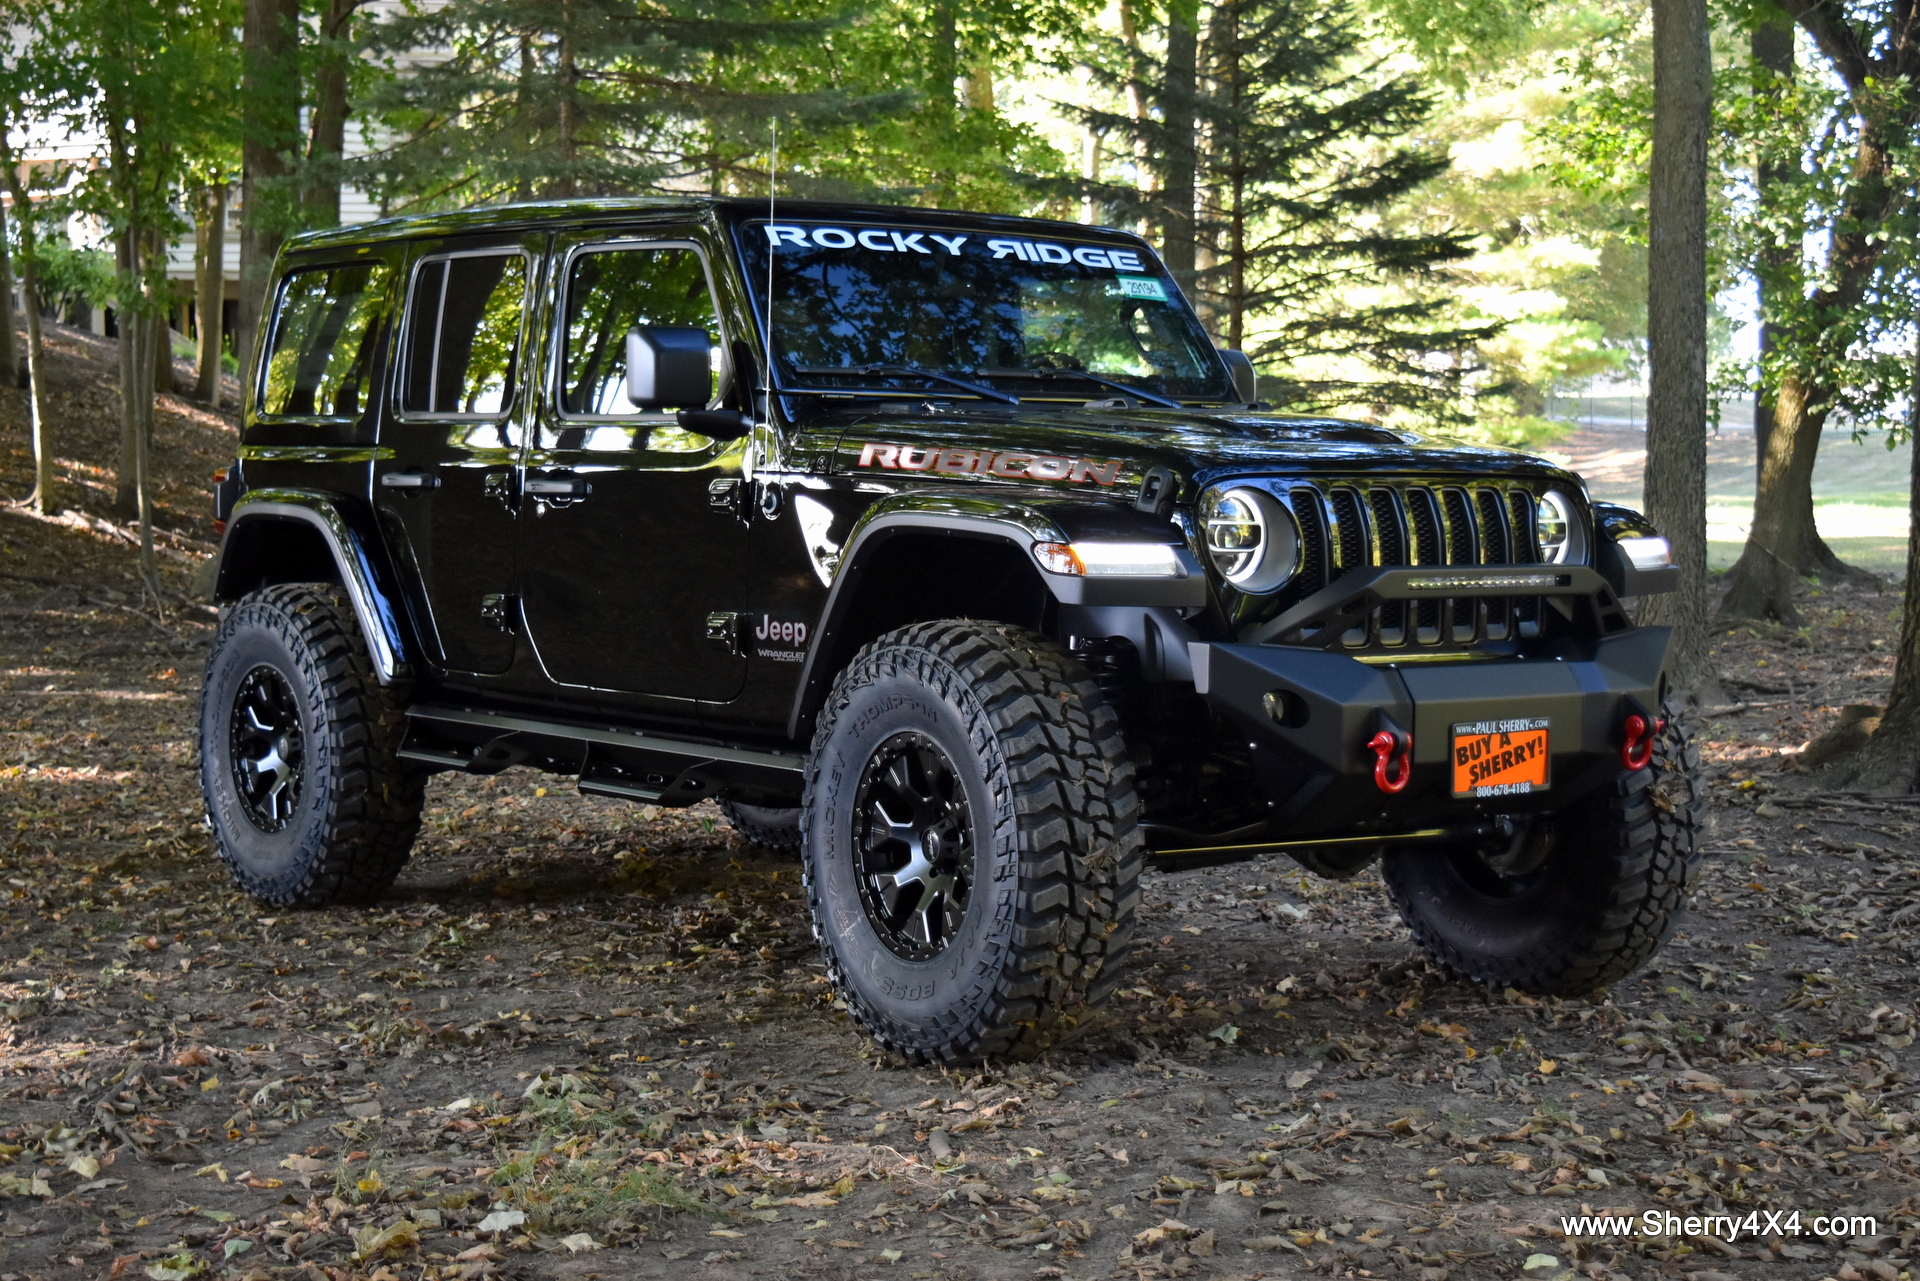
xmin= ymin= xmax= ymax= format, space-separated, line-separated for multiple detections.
xmin=9 ymin=0 xmax=1920 ymax=790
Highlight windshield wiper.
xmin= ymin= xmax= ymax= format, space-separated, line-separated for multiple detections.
xmin=789 ymin=364 xmax=1020 ymax=406
xmin=972 ymin=367 xmax=1185 ymax=410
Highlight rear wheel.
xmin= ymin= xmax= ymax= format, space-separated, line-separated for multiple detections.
xmin=1382 ymin=707 xmax=1703 ymax=994
xmin=718 ymin=798 xmax=801 ymax=854
xmin=200 ymin=584 xmax=424 ymax=906
xmin=802 ymin=620 xmax=1142 ymax=1063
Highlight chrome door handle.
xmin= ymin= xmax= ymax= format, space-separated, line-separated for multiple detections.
xmin=380 ymin=471 xmax=438 ymax=489
xmin=525 ymin=475 xmax=592 ymax=498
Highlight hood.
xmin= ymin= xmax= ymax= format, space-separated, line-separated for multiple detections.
xmin=809 ymin=403 xmax=1580 ymax=493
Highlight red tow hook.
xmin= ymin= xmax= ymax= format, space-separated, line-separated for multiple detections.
xmin=1368 ymin=726 xmax=1412 ymax=794
xmin=1621 ymin=711 xmax=1666 ymax=771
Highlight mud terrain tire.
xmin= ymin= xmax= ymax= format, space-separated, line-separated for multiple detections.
xmin=201 ymin=584 xmax=423 ymax=906
xmin=802 ymin=620 xmax=1142 ymax=1063
xmin=1382 ymin=708 xmax=1704 ymax=994
xmin=718 ymin=799 xmax=802 ymax=853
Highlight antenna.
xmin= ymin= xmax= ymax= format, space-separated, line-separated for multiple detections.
xmin=765 ymin=118 xmax=776 ymax=404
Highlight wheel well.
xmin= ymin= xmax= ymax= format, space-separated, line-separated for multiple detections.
xmin=798 ymin=532 xmax=1054 ymax=733
xmin=216 ymin=516 xmax=345 ymax=601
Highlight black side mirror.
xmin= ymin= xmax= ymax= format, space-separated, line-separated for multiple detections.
xmin=626 ymin=326 xmax=713 ymax=409
xmin=676 ymin=408 xmax=753 ymax=440
xmin=1219 ymin=349 xmax=1257 ymax=404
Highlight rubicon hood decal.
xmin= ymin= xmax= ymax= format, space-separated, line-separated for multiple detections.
xmin=856 ymin=441 xmax=1124 ymax=485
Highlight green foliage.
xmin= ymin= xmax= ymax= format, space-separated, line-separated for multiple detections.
xmin=27 ymin=242 xmax=115 ymax=315
xmin=1059 ymin=0 xmax=1499 ymax=420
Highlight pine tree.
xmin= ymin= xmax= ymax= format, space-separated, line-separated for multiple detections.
xmin=1070 ymin=0 xmax=1495 ymax=419
xmin=355 ymin=0 xmax=877 ymax=208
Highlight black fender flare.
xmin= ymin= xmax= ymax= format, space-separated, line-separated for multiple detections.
xmin=214 ymin=489 xmax=412 ymax=684
xmin=784 ymin=492 xmax=1205 ymax=740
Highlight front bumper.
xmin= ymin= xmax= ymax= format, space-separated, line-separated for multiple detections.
xmin=1189 ymin=625 xmax=1670 ymax=838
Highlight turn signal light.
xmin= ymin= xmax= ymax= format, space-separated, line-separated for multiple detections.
xmin=1032 ymin=541 xmax=1183 ymax=577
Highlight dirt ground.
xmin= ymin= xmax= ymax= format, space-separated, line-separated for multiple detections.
xmin=1 ymin=322 xmax=1918 ymax=1281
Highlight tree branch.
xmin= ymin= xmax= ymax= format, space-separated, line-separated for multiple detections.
xmin=1777 ymin=0 xmax=1877 ymax=87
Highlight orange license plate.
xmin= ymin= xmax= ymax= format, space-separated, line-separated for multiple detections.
xmin=1451 ymin=718 xmax=1550 ymax=797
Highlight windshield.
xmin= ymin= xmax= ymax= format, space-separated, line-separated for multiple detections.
xmin=735 ymin=219 xmax=1235 ymax=403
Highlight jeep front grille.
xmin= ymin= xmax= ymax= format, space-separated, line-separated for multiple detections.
xmin=1267 ymin=482 xmax=1547 ymax=651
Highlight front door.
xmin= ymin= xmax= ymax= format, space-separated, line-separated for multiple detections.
xmin=374 ymin=236 xmax=542 ymax=676
xmin=517 ymin=234 xmax=749 ymax=701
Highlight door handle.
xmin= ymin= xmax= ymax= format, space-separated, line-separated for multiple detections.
xmin=380 ymin=471 xmax=439 ymax=489
xmin=525 ymin=474 xmax=592 ymax=498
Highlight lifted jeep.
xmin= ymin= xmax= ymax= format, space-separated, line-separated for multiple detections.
xmin=201 ymin=198 xmax=1702 ymax=1064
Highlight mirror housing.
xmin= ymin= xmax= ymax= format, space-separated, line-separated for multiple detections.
xmin=626 ymin=326 xmax=713 ymax=409
xmin=676 ymin=408 xmax=753 ymax=440
xmin=1218 ymin=349 xmax=1258 ymax=404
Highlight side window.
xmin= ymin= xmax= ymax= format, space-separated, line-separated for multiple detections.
xmin=560 ymin=246 xmax=718 ymax=416
xmin=260 ymin=262 xmax=390 ymax=419
xmin=402 ymin=253 xmax=527 ymax=416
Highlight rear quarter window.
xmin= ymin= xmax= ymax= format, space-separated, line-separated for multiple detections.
xmin=259 ymin=262 xmax=392 ymax=420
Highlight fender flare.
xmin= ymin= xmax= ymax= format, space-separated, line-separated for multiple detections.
xmin=783 ymin=493 xmax=1204 ymax=739
xmin=216 ymin=490 xmax=412 ymax=684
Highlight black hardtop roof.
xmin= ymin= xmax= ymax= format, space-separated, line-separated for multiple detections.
xmin=285 ymin=196 xmax=1153 ymax=254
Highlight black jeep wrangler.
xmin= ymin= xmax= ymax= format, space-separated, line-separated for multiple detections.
xmin=202 ymin=197 xmax=1702 ymax=1063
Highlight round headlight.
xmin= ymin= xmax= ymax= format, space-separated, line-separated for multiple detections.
xmin=1201 ymin=487 xmax=1298 ymax=592
xmin=1537 ymin=489 xmax=1588 ymax=565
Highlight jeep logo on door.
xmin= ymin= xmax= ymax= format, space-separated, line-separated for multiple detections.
xmin=754 ymin=615 xmax=808 ymax=662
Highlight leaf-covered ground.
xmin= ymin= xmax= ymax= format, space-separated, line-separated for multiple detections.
xmin=0 ymin=322 xmax=1916 ymax=1281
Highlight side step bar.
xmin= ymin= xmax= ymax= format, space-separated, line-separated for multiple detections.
xmin=397 ymin=704 xmax=804 ymax=808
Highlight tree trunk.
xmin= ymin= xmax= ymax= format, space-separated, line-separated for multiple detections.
xmin=194 ymin=182 xmax=226 ymax=407
xmin=5 ymin=172 xmax=49 ymax=511
xmin=1751 ymin=12 xmax=1793 ymax=486
xmin=1723 ymin=122 xmax=1898 ymax=619
xmin=134 ymin=308 xmax=159 ymax=594
xmin=555 ymin=1 xmax=578 ymax=199
xmin=303 ymin=0 xmax=355 ymax=228
xmin=1719 ymin=374 xmax=1823 ymax=622
xmin=237 ymin=0 xmax=301 ymax=393
xmin=0 ymin=197 xmax=17 ymax=392
xmin=1821 ymin=341 xmax=1920 ymax=792
xmin=115 ymin=229 xmax=140 ymax=519
xmin=1118 ymin=0 xmax=1153 ymax=211
xmin=154 ymin=282 xmax=175 ymax=394
xmin=1080 ymin=129 xmax=1101 ymax=224
xmin=1640 ymin=0 xmax=1717 ymax=701
xmin=1160 ymin=0 xmax=1200 ymax=291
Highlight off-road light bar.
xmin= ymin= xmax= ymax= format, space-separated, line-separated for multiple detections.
xmin=1615 ymin=536 xmax=1672 ymax=570
xmin=1405 ymin=572 xmax=1563 ymax=592
xmin=1033 ymin=541 xmax=1185 ymax=577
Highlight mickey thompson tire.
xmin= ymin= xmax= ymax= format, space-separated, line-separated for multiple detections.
xmin=802 ymin=620 xmax=1142 ymax=1063
xmin=718 ymin=799 xmax=802 ymax=853
xmin=1382 ymin=709 xmax=1703 ymax=994
xmin=200 ymin=584 xmax=424 ymax=906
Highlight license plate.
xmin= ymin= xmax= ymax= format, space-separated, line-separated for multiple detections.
xmin=1451 ymin=718 xmax=1550 ymax=797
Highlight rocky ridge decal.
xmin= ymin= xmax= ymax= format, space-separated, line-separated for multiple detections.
xmin=856 ymin=442 xmax=1124 ymax=485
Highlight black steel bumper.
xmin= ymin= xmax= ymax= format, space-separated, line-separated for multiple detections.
xmin=1189 ymin=623 xmax=1670 ymax=839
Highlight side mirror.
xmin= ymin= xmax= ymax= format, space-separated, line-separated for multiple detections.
xmin=1219 ymin=349 xmax=1257 ymax=404
xmin=676 ymin=408 xmax=753 ymax=440
xmin=626 ymin=325 xmax=714 ymax=409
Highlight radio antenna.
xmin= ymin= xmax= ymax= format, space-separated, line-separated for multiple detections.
xmin=765 ymin=118 xmax=776 ymax=403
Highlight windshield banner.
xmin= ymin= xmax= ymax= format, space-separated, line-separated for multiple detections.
xmin=761 ymin=224 xmax=1150 ymax=273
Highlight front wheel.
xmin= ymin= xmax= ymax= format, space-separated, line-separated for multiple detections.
xmin=200 ymin=584 xmax=424 ymax=906
xmin=718 ymin=798 xmax=801 ymax=854
xmin=1382 ymin=708 xmax=1703 ymax=995
xmin=802 ymin=620 xmax=1142 ymax=1063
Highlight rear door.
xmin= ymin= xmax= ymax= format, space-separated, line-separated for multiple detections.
xmin=516 ymin=232 xmax=749 ymax=701
xmin=373 ymin=235 xmax=543 ymax=675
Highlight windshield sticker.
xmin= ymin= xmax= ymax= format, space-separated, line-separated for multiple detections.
xmin=1117 ymin=275 xmax=1168 ymax=301
xmin=856 ymin=441 xmax=1123 ymax=486
xmin=986 ymin=239 xmax=1146 ymax=271
xmin=764 ymin=224 xmax=970 ymax=256
xmin=758 ymin=223 xmax=1147 ymax=273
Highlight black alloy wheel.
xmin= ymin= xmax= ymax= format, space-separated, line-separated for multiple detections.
xmin=201 ymin=584 xmax=424 ymax=906
xmin=853 ymin=731 xmax=973 ymax=960
xmin=228 ymin=664 xmax=305 ymax=832
xmin=802 ymin=619 xmax=1144 ymax=1064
